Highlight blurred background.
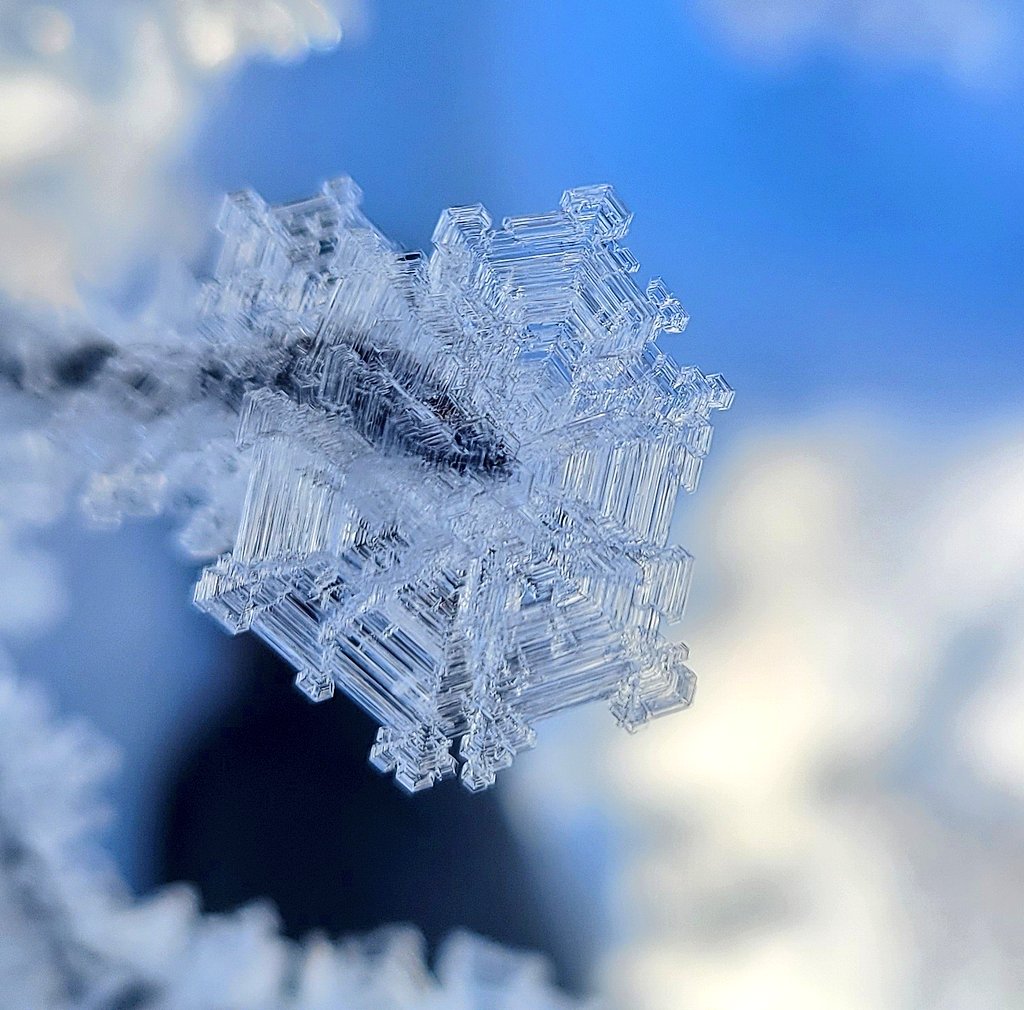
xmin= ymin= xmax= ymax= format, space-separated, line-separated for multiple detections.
xmin=2 ymin=1 xmax=1023 ymax=1006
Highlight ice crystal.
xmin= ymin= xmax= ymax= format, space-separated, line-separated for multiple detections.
xmin=192 ymin=179 xmax=733 ymax=791
xmin=0 ymin=178 xmax=730 ymax=793
xmin=0 ymin=660 xmax=587 ymax=1009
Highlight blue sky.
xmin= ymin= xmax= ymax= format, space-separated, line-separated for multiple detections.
xmin=194 ymin=0 xmax=1023 ymax=423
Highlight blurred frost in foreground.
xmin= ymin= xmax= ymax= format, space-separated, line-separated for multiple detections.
xmin=0 ymin=655 xmax=585 ymax=1009
xmin=508 ymin=420 xmax=1024 ymax=1009
xmin=0 ymin=0 xmax=360 ymax=304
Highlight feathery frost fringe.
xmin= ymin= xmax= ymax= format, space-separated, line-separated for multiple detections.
xmin=0 ymin=657 xmax=588 ymax=1009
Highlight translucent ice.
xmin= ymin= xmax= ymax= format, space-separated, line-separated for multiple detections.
xmin=193 ymin=179 xmax=733 ymax=791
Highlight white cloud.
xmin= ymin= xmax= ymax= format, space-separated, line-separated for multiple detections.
xmin=0 ymin=1 xmax=361 ymax=305
xmin=506 ymin=417 xmax=1024 ymax=1009
xmin=692 ymin=0 xmax=1018 ymax=87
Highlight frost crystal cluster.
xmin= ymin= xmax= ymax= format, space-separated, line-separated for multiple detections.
xmin=193 ymin=179 xmax=733 ymax=791
xmin=0 ymin=662 xmax=585 ymax=1010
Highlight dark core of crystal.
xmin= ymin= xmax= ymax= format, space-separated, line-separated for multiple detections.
xmin=0 ymin=338 xmax=115 ymax=392
xmin=326 ymin=338 xmax=515 ymax=476
xmin=0 ymin=349 xmax=24 ymax=388
xmin=52 ymin=342 xmax=116 ymax=388
xmin=5 ymin=320 xmax=514 ymax=477
xmin=99 ymin=982 xmax=162 ymax=1010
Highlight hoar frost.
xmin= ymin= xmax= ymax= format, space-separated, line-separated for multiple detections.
xmin=1 ymin=179 xmax=731 ymax=792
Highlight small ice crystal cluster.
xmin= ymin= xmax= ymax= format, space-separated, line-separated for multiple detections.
xmin=194 ymin=178 xmax=733 ymax=792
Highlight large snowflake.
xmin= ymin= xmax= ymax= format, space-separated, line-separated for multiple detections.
xmin=193 ymin=178 xmax=732 ymax=791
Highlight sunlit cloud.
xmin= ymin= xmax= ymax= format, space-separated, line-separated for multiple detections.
xmin=691 ymin=0 xmax=1019 ymax=87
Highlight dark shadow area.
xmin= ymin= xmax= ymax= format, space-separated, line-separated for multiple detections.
xmin=157 ymin=638 xmax=586 ymax=993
